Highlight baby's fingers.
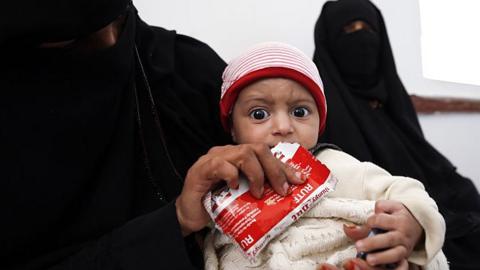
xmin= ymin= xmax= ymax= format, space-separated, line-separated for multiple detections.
xmin=343 ymin=224 xmax=370 ymax=241
xmin=364 ymin=245 xmax=408 ymax=267
xmin=356 ymin=230 xmax=406 ymax=254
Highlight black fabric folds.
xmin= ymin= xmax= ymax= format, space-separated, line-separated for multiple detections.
xmin=1 ymin=0 xmax=130 ymax=44
xmin=1 ymin=3 xmax=229 ymax=270
xmin=313 ymin=0 xmax=480 ymax=269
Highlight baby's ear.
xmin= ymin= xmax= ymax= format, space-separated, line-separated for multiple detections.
xmin=230 ymin=129 xmax=237 ymax=143
xmin=229 ymin=117 xmax=238 ymax=143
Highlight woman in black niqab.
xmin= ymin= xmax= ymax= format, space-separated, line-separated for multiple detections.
xmin=1 ymin=1 xmax=229 ymax=269
xmin=313 ymin=0 xmax=480 ymax=269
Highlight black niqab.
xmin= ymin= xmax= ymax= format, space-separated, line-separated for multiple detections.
xmin=325 ymin=0 xmax=380 ymax=89
xmin=313 ymin=0 xmax=480 ymax=269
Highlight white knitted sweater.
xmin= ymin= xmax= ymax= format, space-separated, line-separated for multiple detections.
xmin=204 ymin=149 xmax=448 ymax=269
xmin=203 ymin=198 xmax=448 ymax=270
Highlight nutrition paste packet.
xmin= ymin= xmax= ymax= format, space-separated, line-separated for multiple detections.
xmin=202 ymin=142 xmax=338 ymax=259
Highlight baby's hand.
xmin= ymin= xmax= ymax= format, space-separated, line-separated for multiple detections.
xmin=346 ymin=200 xmax=423 ymax=267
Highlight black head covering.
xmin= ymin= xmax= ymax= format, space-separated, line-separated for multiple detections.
xmin=324 ymin=0 xmax=380 ymax=90
xmin=314 ymin=0 xmax=480 ymax=269
xmin=1 ymin=2 xmax=138 ymax=267
xmin=1 ymin=1 xmax=229 ymax=269
xmin=1 ymin=0 xmax=130 ymax=44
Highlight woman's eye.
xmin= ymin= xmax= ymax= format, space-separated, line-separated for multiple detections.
xmin=292 ymin=107 xmax=310 ymax=118
xmin=249 ymin=109 xmax=269 ymax=120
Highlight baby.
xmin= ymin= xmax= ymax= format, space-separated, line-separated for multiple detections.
xmin=204 ymin=42 xmax=447 ymax=270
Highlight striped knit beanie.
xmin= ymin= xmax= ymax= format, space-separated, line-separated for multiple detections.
xmin=220 ymin=42 xmax=327 ymax=134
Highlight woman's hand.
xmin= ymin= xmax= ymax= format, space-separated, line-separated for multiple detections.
xmin=317 ymin=258 xmax=410 ymax=270
xmin=175 ymin=143 xmax=303 ymax=236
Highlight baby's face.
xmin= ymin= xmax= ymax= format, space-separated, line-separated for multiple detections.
xmin=231 ymin=78 xmax=320 ymax=149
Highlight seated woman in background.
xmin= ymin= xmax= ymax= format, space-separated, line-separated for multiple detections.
xmin=312 ymin=0 xmax=480 ymax=269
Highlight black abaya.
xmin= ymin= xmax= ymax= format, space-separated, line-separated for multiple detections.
xmin=313 ymin=1 xmax=480 ymax=269
xmin=1 ymin=3 xmax=229 ymax=270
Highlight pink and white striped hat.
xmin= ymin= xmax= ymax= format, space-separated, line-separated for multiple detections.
xmin=220 ymin=42 xmax=327 ymax=134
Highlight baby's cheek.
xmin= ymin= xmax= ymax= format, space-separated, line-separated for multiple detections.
xmin=247 ymin=130 xmax=270 ymax=144
xmin=302 ymin=130 xmax=319 ymax=149
xmin=302 ymin=140 xmax=317 ymax=150
xmin=234 ymin=127 xmax=266 ymax=145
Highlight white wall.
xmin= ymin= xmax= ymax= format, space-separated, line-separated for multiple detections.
xmin=134 ymin=0 xmax=480 ymax=98
xmin=133 ymin=0 xmax=480 ymax=187
xmin=418 ymin=114 xmax=480 ymax=188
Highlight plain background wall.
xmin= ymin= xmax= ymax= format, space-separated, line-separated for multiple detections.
xmin=418 ymin=114 xmax=480 ymax=184
xmin=133 ymin=0 xmax=480 ymax=187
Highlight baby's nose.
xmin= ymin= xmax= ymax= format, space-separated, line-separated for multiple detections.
xmin=272 ymin=114 xmax=294 ymax=136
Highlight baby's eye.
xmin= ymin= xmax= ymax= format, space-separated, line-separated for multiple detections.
xmin=249 ymin=109 xmax=270 ymax=120
xmin=291 ymin=107 xmax=310 ymax=118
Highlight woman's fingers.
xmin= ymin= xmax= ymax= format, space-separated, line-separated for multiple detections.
xmin=210 ymin=143 xmax=302 ymax=198
xmin=248 ymin=143 xmax=303 ymax=195
xmin=233 ymin=144 xmax=267 ymax=198
xmin=316 ymin=263 xmax=339 ymax=270
xmin=176 ymin=143 xmax=305 ymax=235
xmin=343 ymin=258 xmax=383 ymax=270
xmin=176 ymin=155 xmax=240 ymax=235
xmin=204 ymin=156 xmax=240 ymax=190
xmin=317 ymin=258 xmax=409 ymax=270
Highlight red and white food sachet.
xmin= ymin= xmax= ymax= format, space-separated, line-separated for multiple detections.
xmin=203 ymin=142 xmax=338 ymax=259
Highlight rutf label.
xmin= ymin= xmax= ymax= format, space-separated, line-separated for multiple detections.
xmin=203 ymin=142 xmax=337 ymax=259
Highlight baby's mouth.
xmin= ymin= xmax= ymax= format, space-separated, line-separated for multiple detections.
xmin=269 ymin=141 xmax=296 ymax=149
